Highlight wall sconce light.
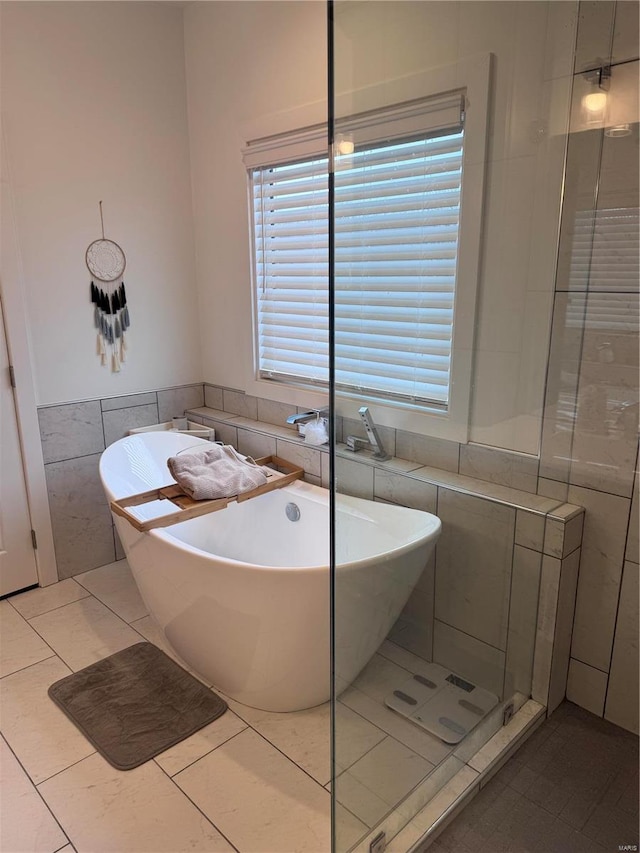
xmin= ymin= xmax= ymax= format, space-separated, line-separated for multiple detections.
xmin=581 ymin=65 xmax=610 ymax=128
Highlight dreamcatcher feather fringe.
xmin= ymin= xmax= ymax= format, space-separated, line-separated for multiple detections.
xmin=90 ymin=280 xmax=130 ymax=372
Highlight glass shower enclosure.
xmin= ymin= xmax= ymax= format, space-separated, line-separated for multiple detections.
xmin=329 ymin=2 xmax=637 ymax=851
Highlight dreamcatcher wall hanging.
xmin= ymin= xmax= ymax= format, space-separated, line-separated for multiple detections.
xmin=87 ymin=201 xmax=130 ymax=372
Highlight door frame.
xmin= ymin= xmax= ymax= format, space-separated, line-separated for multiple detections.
xmin=1 ymin=126 xmax=58 ymax=587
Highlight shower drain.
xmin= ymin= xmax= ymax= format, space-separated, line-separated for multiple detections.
xmin=285 ymin=502 xmax=301 ymax=522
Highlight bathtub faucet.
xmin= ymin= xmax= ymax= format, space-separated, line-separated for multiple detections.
xmin=286 ymin=408 xmax=329 ymax=437
xmin=358 ymin=406 xmax=391 ymax=461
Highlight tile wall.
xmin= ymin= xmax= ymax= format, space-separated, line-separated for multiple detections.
xmin=36 ymin=379 xmax=584 ymax=721
xmin=37 ymin=384 xmax=205 ymax=579
xmin=186 ymin=390 xmax=583 ymax=713
xmin=537 ymin=1 xmax=639 ymax=734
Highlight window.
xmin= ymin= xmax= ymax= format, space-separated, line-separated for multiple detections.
xmin=333 ymin=130 xmax=463 ymax=406
xmin=250 ymin=153 xmax=329 ymax=386
xmin=244 ymin=83 xmax=484 ymax=425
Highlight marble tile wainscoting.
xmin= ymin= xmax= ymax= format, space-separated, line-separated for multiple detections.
xmin=35 ymin=375 xmax=637 ymax=736
xmin=193 ymin=367 xmax=639 ymax=737
xmin=186 ymin=393 xmax=584 ymax=720
xmin=37 ymin=384 xmax=205 ymax=578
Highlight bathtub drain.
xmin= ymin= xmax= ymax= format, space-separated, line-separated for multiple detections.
xmin=285 ymin=503 xmax=301 ymax=522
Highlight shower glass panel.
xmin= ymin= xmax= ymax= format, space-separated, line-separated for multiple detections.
xmin=329 ymin=2 xmax=581 ymax=850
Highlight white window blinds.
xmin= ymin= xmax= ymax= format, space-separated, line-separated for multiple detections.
xmin=252 ymin=155 xmax=330 ymax=384
xmin=247 ymin=94 xmax=465 ymax=407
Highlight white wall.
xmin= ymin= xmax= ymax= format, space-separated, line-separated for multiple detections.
xmin=1 ymin=0 xmax=575 ymax=443
xmin=184 ymin=0 xmax=327 ymax=412
xmin=184 ymin=0 xmax=576 ymax=453
xmin=1 ymin=1 xmax=201 ymax=406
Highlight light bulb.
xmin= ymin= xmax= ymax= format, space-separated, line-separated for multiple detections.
xmin=337 ymin=136 xmax=354 ymax=156
xmin=581 ymin=90 xmax=608 ymax=126
xmin=583 ymin=92 xmax=608 ymax=114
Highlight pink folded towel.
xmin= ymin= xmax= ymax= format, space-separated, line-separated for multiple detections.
xmin=167 ymin=444 xmax=270 ymax=501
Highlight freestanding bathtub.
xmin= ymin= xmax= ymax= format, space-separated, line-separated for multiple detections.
xmin=100 ymin=431 xmax=441 ymax=711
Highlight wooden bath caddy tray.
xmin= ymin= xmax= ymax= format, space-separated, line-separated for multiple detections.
xmin=110 ymin=455 xmax=304 ymax=532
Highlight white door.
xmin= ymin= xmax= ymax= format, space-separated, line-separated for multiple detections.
xmin=0 ymin=294 xmax=38 ymax=596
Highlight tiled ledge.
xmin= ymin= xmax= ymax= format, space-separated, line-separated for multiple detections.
xmin=186 ymin=406 xmax=580 ymax=519
xmin=369 ymin=462 xmax=564 ymax=517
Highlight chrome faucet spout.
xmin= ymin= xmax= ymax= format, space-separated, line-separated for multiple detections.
xmin=286 ymin=410 xmax=318 ymax=425
xmin=358 ymin=406 xmax=391 ymax=461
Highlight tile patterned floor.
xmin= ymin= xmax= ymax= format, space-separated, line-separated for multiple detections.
xmin=0 ymin=560 xmax=451 ymax=853
xmin=2 ymin=560 xmax=637 ymax=853
xmin=431 ymin=701 xmax=639 ymax=853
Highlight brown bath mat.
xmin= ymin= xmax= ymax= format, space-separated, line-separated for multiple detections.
xmin=48 ymin=642 xmax=227 ymax=770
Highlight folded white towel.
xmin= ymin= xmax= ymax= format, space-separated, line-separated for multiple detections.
xmin=167 ymin=444 xmax=270 ymax=501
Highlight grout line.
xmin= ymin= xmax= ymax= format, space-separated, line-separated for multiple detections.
xmin=155 ymin=722 xmax=249 ymax=779
xmin=334 ymin=730 xmax=391 ymax=785
xmin=99 ymin=403 xmax=108 ymax=453
xmin=23 ymin=593 xmax=140 ymax=672
xmin=375 ymin=646 xmax=424 ymax=678
xmin=528 ymin=548 xmax=546 ymax=712
xmin=334 ymin=736 xmax=424 ymax=827
xmin=546 ymin=541 xmax=569 ymax=713
xmin=338 ymin=690 xmax=447 ymax=766
xmin=514 ymin=540 xmax=546 ymax=558
xmin=542 ymin=472 xmax=636 ymax=503
xmin=100 ymin=392 xmax=158 ymax=412
xmin=553 ymin=540 xmax=582 ymax=563
xmin=154 ymin=761 xmax=242 ymax=853
xmin=333 ymin=796 xmax=372 ymax=832
xmin=44 ymin=449 xmax=106 ymax=467
xmin=101 ymin=400 xmax=160 ymax=414
xmin=0 ymin=582 xmax=39 ymax=603
xmin=171 ymin=718 xmax=336 ymax=818
xmin=5 ymin=597 xmax=64 ymax=662
xmin=34 ymin=750 xmax=98 ymax=787
xmin=0 ymin=733 xmax=72 ymax=848
xmin=567 ymin=476 xmax=635 ymax=502
xmin=233 ymin=721 xmax=332 ymax=791
xmin=38 ymin=383 xmax=205 ymax=411
xmin=0 ymin=651 xmax=57 ymax=681
xmin=501 ymin=525 xmax=519 ymax=701
xmin=154 ymin=729 xmax=245 ymax=853
xmin=169 ymin=726 xmax=248 ymax=781
xmin=603 ymin=440 xmax=640 ymax=709
xmin=568 ymin=655 xmax=609 ymax=677
xmin=6 ymin=585 xmax=91 ymax=621
xmin=56 ymin=571 xmax=147 ymax=627
xmin=432 ymin=616 xmax=507 ymax=657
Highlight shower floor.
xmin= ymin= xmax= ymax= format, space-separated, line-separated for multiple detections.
xmin=384 ymin=662 xmax=499 ymax=744
xmin=437 ymin=701 xmax=639 ymax=853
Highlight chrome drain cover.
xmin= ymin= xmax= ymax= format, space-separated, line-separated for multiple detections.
xmin=285 ymin=502 xmax=301 ymax=522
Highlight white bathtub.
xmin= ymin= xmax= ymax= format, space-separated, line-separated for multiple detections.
xmin=99 ymin=432 xmax=441 ymax=711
